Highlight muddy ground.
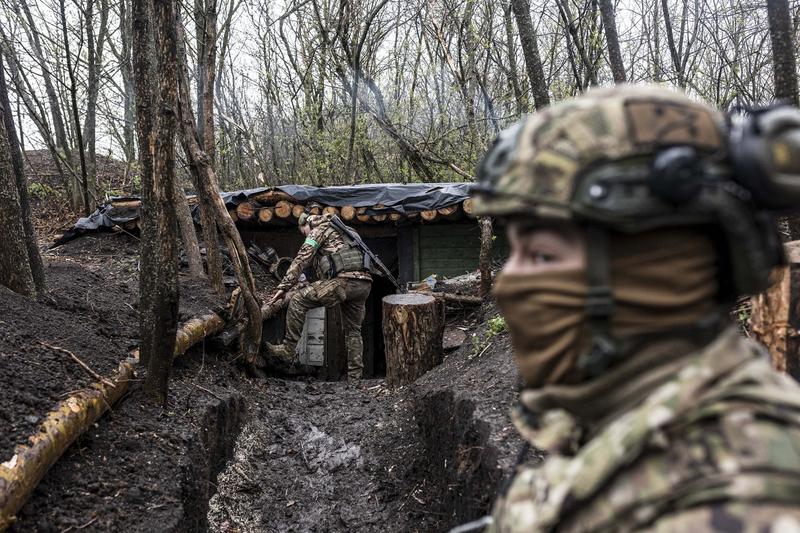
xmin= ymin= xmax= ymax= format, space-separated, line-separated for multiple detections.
xmin=2 ymin=231 xmax=523 ymax=532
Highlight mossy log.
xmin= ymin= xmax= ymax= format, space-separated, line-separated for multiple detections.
xmin=0 ymin=307 xmax=228 ymax=530
xmin=0 ymin=359 xmax=135 ymax=531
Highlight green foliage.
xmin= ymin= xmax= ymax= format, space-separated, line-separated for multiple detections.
xmin=470 ymin=314 xmax=507 ymax=360
xmin=27 ymin=182 xmax=58 ymax=199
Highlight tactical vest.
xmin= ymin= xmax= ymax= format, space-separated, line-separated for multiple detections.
xmin=315 ymin=245 xmax=367 ymax=280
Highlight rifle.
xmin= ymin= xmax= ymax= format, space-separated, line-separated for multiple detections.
xmin=329 ymin=215 xmax=402 ymax=291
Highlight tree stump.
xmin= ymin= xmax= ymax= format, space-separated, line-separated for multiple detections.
xmin=382 ymin=293 xmax=444 ymax=387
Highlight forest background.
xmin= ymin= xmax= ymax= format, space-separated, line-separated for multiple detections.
xmin=1 ymin=0 xmax=798 ymax=215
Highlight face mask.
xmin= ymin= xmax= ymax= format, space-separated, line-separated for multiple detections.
xmin=493 ymin=228 xmax=720 ymax=388
xmin=493 ymin=269 xmax=590 ymax=388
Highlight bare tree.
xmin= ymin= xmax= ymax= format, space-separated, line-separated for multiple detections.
xmin=0 ymin=53 xmax=35 ymax=298
xmin=138 ymin=0 xmax=181 ymax=405
xmin=0 ymin=52 xmax=44 ymax=292
xmin=767 ymin=0 xmax=799 ymax=106
xmin=510 ymin=0 xmax=549 ymax=109
xmin=599 ymin=0 xmax=626 ymax=83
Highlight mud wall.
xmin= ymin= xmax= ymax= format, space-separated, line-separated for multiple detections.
xmin=178 ymin=392 xmax=246 ymax=531
xmin=413 ymin=389 xmax=511 ymax=528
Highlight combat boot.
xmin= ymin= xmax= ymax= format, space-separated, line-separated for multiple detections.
xmin=266 ymin=342 xmax=296 ymax=364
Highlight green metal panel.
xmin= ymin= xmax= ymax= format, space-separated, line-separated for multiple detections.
xmin=416 ymin=223 xmax=509 ymax=280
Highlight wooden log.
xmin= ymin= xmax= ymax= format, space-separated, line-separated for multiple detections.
xmin=382 ymin=293 xmax=444 ymax=387
xmin=406 ymin=211 xmax=420 ymax=220
xmin=322 ymin=206 xmax=340 ymax=217
xmin=0 ymin=359 xmax=135 ymax=530
xmin=236 ymin=201 xmax=256 ymax=222
xmin=258 ymin=206 xmax=274 ymax=224
xmin=372 ymin=213 xmax=388 ymax=223
xmin=438 ymin=205 xmax=460 ymax=219
xmin=274 ymin=200 xmax=293 ymax=219
xmin=122 ymin=219 xmax=138 ymax=231
xmin=292 ymin=204 xmax=305 ymax=219
xmin=228 ymin=209 xmax=238 ymax=223
xmin=251 ymin=190 xmax=294 ymax=204
xmin=462 ymin=198 xmax=475 ymax=217
xmin=0 ymin=302 xmax=229 ymax=531
xmin=751 ymin=241 xmax=800 ymax=379
xmin=356 ymin=207 xmax=371 ymax=224
xmin=341 ymin=205 xmax=356 ymax=221
xmin=111 ymin=199 xmax=142 ymax=209
xmin=309 ymin=205 xmax=321 ymax=215
xmin=389 ymin=211 xmax=404 ymax=222
xmin=420 ymin=209 xmax=438 ymax=222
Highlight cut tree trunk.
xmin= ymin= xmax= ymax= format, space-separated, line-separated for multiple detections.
xmin=172 ymin=178 xmax=204 ymax=278
xmin=322 ymin=206 xmax=339 ymax=217
xmin=382 ymin=293 xmax=444 ymax=387
xmin=421 ymin=209 xmax=438 ymax=222
xmin=291 ymin=203 xmax=305 ymax=219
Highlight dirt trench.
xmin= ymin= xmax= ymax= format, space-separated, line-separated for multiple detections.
xmin=208 ymin=311 xmax=525 ymax=533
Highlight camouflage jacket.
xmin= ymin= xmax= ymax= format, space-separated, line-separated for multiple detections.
xmin=489 ymin=328 xmax=800 ymax=532
xmin=277 ymin=215 xmax=371 ymax=291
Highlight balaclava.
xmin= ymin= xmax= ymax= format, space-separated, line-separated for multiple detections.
xmin=493 ymin=227 xmax=720 ymax=388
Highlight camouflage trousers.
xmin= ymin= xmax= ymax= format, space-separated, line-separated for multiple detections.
xmin=284 ymin=277 xmax=371 ymax=380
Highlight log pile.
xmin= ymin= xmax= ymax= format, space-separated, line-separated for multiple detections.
xmin=105 ymin=191 xmax=477 ymax=231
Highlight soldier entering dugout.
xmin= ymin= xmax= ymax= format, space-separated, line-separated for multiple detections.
xmin=266 ymin=211 xmax=373 ymax=381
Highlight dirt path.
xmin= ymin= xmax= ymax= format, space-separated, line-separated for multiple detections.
xmin=208 ymin=378 xmax=442 ymax=533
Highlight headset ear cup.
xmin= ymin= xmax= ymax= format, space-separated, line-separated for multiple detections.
xmin=649 ymin=147 xmax=703 ymax=203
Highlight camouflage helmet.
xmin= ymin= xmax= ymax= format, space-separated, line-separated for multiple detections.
xmin=473 ymin=84 xmax=784 ymax=298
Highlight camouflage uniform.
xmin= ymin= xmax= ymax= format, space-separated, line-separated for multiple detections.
xmin=488 ymin=329 xmax=800 ymax=532
xmin=277 ymin=215 xmax=371 ymax=380
xmin=471 ymin=85 xmax=800 ymax=532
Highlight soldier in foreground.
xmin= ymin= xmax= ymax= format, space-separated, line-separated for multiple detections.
xmin=266 ymin=212 xmax=372 ymax=381
xmin=470 ymin=86 xmax=800 ymax=531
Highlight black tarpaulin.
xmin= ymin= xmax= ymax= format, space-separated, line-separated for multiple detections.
xmin=53 ymin=182 xmax=472 ymax=247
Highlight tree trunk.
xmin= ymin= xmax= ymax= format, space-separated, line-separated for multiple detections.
xmin=172 ymin=176 xmax=205 ymax=277
xmin=132 ymin=0 xmax=157 ymax=366
xmin=382 ymin=293 xmax=444 ymax=387
xmin=479 ymin=216 xmax=493 ymax=297
xmin=509 ymin=0 xmax=549 ymax=109
xmin=0 ymin=68 xmax=36 ymax=298
xmin=767 ymin=0 xmax=800 ymax=106
xmin=176 ymin=19 xmax=262 ymax=369
xmin=59 ymin=0 xmax=91 ymax=216
xmin=599 ymin=0 xmax=626 ymax=83
xmin=142 ymin=0 xmax=181 ymax=406
xmin=17 ymin=0 xmax=76 ymax=209
xmin=0 ymin=53 xmax=45 ymax=293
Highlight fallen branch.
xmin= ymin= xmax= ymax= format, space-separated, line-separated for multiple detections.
xmin=38 ymin=341 xmax=115 ymax=388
